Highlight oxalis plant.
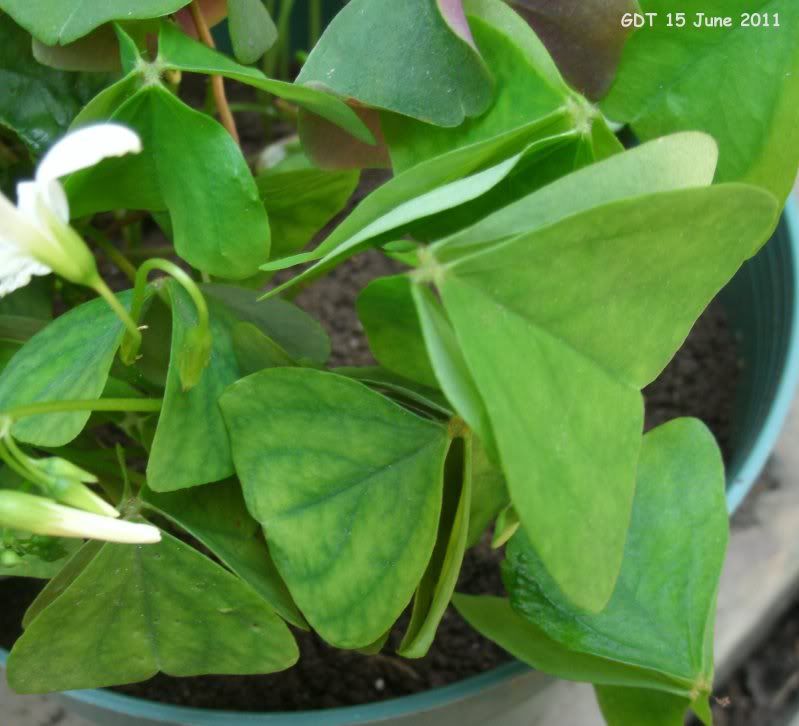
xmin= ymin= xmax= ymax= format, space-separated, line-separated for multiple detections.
xmin=0 ymin=0 xmax=797 ymax=723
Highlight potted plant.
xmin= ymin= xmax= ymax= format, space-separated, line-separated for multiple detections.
xmin=0 ymin=1 xmax=797 ymax=725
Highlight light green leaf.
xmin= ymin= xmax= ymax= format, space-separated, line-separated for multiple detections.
xmin=595 ymin=686 xmax=692 ymax=726
xmin=412 ymin=284 xmax=497 ymax=461
xmin=504 ymin=419 xmax=727 ymax=694
xmin=466 ymin=439 xmax=507 ymax=546
xmin=8 ymin=531 xmax=298 ymax=693
xmin=0 ymin=0 xmax=190 ymax=44
xmin=262 ymin=117 xmax=568 ymax=296
xmin=0 ymin=14 xmax=111 ymax=156
xmin=22 ymin=541 xmax=103 ymax=624
xmin=399 ymin=437 xmax=471 ymax=658
xmin=66 ymin=84 xmax=271 ymax=279
xmin=434 ymin=131 xmax=720 ymax=259
xmin=297 ymin=0 xmax=493 ymax=128
xmin=220 ymin=368 xmax=451 ymax=648
xmin=157 ymin=21 xmax=373 ymax=144
xmin=141 ymin=480 xmax=307 ymax=628
xmin=357 ymin=276 xmax=437 ymax=388
xmin=437 ymin=184 xmax=776 ymax=609
xmin=382 ymin=6 xmax=571 ymax=172
xmin=147 ymin=282 xmax=239 ymax=492
xmin=70 ymin=71 xmax=140 ymax=128
xmin=603 ymin=0 xmax=799 ymax=205
xmin=228 ymin=0 xmax=277 ymax=64
xmin=202 ymin=284 xmax=330 ymax=365
xmin=256 ymin=164 xmax=359 ymax=259
xmin=0 ymin=291 xmax=139 ymax=446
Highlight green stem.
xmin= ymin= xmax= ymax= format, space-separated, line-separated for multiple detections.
xmin=5 ymin=398 xmax=162 ymax=422
xmin=85 ymin=228 xmax=138 ymax=283
xmin=92 ymin=277 xmax=142 ymax=356
xmin=277 ymin=0 xmax=297 ymax=79
xmin=0 ymin=440 xmax=44 ymax=486
xmin=309 ymin=0 xmax=322 ymax=47
xmin=120 ymin=258 xmax=210 ymax=365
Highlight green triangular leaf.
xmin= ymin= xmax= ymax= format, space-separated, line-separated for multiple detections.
xmin=220 ymin=368 xmax=451 ymax=648
xmin=8 ymin=531 xmax=298 ymax=693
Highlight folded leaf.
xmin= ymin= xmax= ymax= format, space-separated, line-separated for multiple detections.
xmin=399 ymin=436 xmax=471 ymax=658
xmin=262 ymin=118 xmax=569 ymax=297
xmin=157 ymin=21 xmax=373 ymax=144
xmin=297 ymin=0 xmax=493 ymax=128
xmin=358 ymin=275 xmax=437 ymax=388
xmin=220 ymin=368 xmax=451 ymax=648
xmin=67 ymin=84 xmax=271 ymax=279
xmin=436 ymin=184 xmax=776 ymax=609
xmin=141 ymin=480 xmax=307 ymax=628
xmin=433 ymin=131 xmax=719 ymax=259
xmin=8 ymin=531 xmax=298 ymax=693
xmin=147 ymin=282 xmax=239 ymax=492
xmin=202 ymin=284 xmax=330 ymax=365
xmin=603 ymin=0 xmax=799 ymax=205
xmin=504 ymin=419 xmax=727 ymax=695
xmin=412 ymin=284 xmax=497 ymax=462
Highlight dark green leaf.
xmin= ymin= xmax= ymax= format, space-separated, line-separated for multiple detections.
xmin=357 ymin=276 xmax=437 ymax=388
xmin=436 ymin=184 xmax=776 ymax=609
xmin=32 ymin=25 xmax=120 ymax=72
xmin=157 ymin=21 xmax=373 ymax=144
xmin=232 ymin=322 xmax=295 ymax=377
xmin=256 ymin=164 xmax=358 ymax=259
xmin=67 ymin=84 xmax=271 ymax=279
xmin=220 ymin=368 xmax=451 ymax=648
xmin=504 ymin=419 xmax=727 ymax=694
xmin=141 ymin=480 xmax=307 ymax=628
xmin=453 ymin=595 xmax=678 ymax=691
xmin=399 ymin=437 xmax=471 ymax=658
xmin=0 ymin=291 xmax=140 ymax=446
xmin=147 ymin=282 xmax=239 ymax=492
xmin=297 ymin=0 xmax=493 ymax=128
xmin=0 ymin=14 xmax=111 ymax=156
xmin=595 ymin=686 xmax=691 ymax=726
xmin=8 ymin=531 xmax=298 ymax=693
xmin=202 ymin=284 xmax=330 ymax=365
xmin=228 ymin=0 xmax=277 ymax=64
xmin=602 ymin=0 xmax=799 ymax=205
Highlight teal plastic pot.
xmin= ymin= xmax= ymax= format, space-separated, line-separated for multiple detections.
xmin=2 ymin=200 xmax=799 ymax=725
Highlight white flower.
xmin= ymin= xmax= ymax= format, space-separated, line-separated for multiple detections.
xmin=0 ymin=490 xmax=161 ymax=545
xmin=0 ymin=124 xmax=142 ymax=297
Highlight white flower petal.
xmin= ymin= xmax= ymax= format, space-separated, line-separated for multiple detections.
xmin=0 ymin=256 xmax=50 ymax=297
xmin=36 ymin=123 xmax=142 ymax=182
xmin=0 ymin=191 xmax=51 ymax=260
